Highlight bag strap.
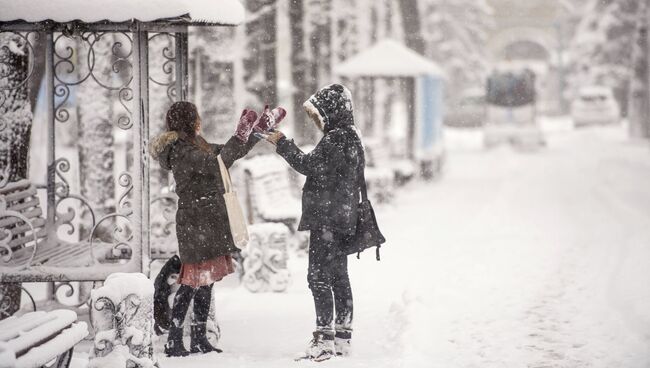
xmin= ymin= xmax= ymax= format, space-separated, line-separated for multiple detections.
xmin=217 ymin=155 xmax=233 ymax=194
xmin=355 ymin=136 xmax=369 ymax=202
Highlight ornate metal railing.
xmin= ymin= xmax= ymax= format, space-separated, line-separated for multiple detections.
xmin=0 ymin=22 xmax=190 ymax=282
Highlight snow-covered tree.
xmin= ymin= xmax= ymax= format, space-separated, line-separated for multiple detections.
xmin=398 ymin=0 xmax=425 ymax=54
xmin=75 ymin=34 xmax=117 ymax=240
xmin=0 ymin=32 xmax=33 ymax=320
xmin=243 ymin=0 xmax=279 ymax=107
xmin=420 ymin=0 xmax=493 ymax=99
xmin=0 ymin=33 xmax=33 ymax=185
xmin=569 ymin=0 xmax=640 ymax=116
xmin=190 ymin=27 xmax=238 ymax=142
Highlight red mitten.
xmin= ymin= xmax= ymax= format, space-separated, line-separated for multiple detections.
xmin=235 ymin=109 xmax=259 ymax=142
xmin=254 ymin=105 xmax=287 ymax=133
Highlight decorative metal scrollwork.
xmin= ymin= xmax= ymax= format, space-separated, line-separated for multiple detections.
xmin=0 ymin=196 xmax=37 ymax=269
xmin=148 ymin=32 xmax=177 ymax=103
xmin=53 ymin=31 xmax=134 ymax=129
xmin=88 ymin=172 xmax=134 ymax=263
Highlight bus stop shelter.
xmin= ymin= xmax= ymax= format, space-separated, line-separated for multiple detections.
xmin=335 ymin=39 xmax=445 ymax=177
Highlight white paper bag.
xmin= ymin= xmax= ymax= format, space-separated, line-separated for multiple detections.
xmin=217 ymin=155 xmax=249 ymax=249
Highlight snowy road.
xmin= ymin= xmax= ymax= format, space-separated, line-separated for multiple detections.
xmin=158 ymin=122 xmax=650 ymax=368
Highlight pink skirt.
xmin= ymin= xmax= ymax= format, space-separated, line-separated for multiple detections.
xmin=178 ymin=255 xmax=235 ymax=287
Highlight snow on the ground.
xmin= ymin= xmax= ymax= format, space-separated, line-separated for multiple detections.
xmin=153 ymin=121 xmax=650 ymax=367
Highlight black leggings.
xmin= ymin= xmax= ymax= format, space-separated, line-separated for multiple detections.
xmin=308 ymin=229 xmax=353 ymax=330
xmin=170 ymin=283 xmax=213 ymax=328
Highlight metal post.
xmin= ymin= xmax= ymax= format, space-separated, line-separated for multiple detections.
xmin=133 ymin=23 xmax=151 ymax=275
xmin=175 ymin=29 xmax=189 ymax=101
xmin=45 ymin=28 xmax=56 ymax=238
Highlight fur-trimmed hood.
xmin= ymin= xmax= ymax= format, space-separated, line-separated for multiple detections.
xmin=303 ymin=83 xmax=354 ymax=133
xmin=148 ymin=131 xmax=179 ymax=170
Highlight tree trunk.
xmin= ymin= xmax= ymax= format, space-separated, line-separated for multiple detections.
xmin=398 ymin=0 xmax=425 ymax=54
xmin=0 ymin=32 xmax=34 ymax=319
xmin=290 ymin=0 xmax=312 ymax=144
xmin=244 ymin=0 xmax=278 ymax=108
xmin=629 ymin=0 xmax=650 ymax=138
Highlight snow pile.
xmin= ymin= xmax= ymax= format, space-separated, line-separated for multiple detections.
xmin=90 ymin=273 xmax=155 ymax=368
xmin=0 ymin=342 xmax=16 ymax=368
xmin=335 ymin=39 xmax=444 ymax=77
xmin=0 ymin=0 xmax=245 ymax=25
xmin=91 ymin=272 xmax=153 ymax=304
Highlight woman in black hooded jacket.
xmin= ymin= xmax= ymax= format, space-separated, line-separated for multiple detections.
xmin=266 ymin=84 xmax=364 ymax=361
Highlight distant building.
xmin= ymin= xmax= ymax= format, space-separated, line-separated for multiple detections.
xmin=485 ymin=0 xmax=586 ymax=114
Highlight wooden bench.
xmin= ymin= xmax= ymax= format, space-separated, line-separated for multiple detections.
xmin=0 ymin=179 xmax=129 ymax=270
xmin=0 ymin=309 xmax=88 ymax=368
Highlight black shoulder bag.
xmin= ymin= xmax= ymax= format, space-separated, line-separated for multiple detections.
xmin=340 ymin=145 xmax=386 ymax=260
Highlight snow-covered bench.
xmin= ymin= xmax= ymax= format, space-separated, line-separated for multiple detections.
xmin=0 ymin=309 xmax=88 ymax=368
xmin=238 ymin=154 xmax=308 ymax=253
xmin=362 ymin=141 xmax=399 ymax=203
xmin=240 ymin=155 xmax=301 ymax=229
xmin=0 ymin=179 xmax=130 ymax=269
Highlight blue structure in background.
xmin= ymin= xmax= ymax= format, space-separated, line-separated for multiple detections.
xmin=419 ymin=74 xmax=444 ymax=160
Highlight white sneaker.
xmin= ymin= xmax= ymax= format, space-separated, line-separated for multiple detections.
xmin=304 ymin=330 xmax=335 ymax=362
xmin=334 ymin=329 xmax=352 ymax=356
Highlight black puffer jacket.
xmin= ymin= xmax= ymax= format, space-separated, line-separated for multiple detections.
xmin=149 ymin=132 xmax=258 ymax=264
xmin=276 ymin=84 xmax=364 ymax=236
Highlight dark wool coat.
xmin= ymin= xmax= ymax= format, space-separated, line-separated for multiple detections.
xmin=150 ymin=132 xmax=258 ymax=264
xmin=276 ymin=84 xmax=365 ymax=236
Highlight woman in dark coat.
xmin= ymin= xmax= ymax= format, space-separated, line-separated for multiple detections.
xmin=265 ymin=84 xmax=364 ymax=361
xmin=149 ymin=101 xmax=276 ymax=357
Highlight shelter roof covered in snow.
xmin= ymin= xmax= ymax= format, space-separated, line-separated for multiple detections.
xmin=335 ymin=39 xmax=444 ymax=78
xmin=0 ymin=0 xmax=245 ymax=26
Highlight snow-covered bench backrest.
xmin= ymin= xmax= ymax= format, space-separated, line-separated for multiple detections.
xmin=240 ymin=155 xmax=300 ymax=223
xmin=0 ymin=179 xmax=47 ymax=253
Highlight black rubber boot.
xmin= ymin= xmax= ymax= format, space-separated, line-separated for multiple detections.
xmin=190 ymin=285 xmax=222 ymax=354
xmin=190 ymin=323 xmax=223 ymax=354
xmin=165 ymin=284 xmax=194 ymax=357
xmin=165 ymin=327 xmax=190 ymax=357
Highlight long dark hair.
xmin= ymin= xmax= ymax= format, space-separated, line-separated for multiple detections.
xmin=166 ymin=101 xmax=211 ymax=152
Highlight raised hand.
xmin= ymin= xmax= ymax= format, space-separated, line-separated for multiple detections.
xmin=255 ymin=105 xmax=287 ymax=133
xmin=265 ymin=130 xmax=285 ymax=146
xmin=234 ymin=109 xmax=259 ymax=143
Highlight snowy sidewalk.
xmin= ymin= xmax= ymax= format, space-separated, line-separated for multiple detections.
xmin=157 ymin=123 xmax=650 ymax=368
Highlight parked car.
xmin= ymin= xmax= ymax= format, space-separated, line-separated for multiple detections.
xmin=444 ymin=88 xmax=485 ymax=128
xmin=571 ymin=86 xmax=620 ymax=127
